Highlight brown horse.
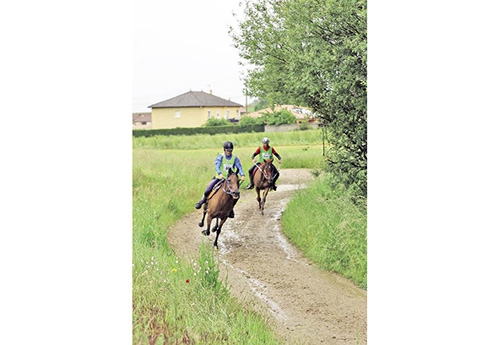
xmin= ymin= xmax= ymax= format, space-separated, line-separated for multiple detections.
xmin=252 ymin=160 xmax=276 ymax=215
xmin=198 ymin=168 xmax=240 ymax=248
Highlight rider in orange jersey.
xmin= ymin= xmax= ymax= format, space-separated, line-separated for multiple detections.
xmin=246 ymin=137 xmax=282 ymax=191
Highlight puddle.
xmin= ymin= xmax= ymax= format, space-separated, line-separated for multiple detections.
xmin=223 ymin=260 xmax=288 ymax=322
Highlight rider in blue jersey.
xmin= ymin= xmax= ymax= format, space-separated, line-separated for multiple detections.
xmin=195 ymin=141 xmax=246 ymax=218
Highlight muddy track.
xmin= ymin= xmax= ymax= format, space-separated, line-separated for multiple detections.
xmin=167 ymin=169 xmax=367 ymax=344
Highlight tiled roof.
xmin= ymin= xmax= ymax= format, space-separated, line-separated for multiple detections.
xmin=149 ymin=91 xmax=243 ymax=108
xmin=132 ymin=112 xmax=151 ymax=122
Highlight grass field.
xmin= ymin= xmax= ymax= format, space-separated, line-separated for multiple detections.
xmin=132 ymin=128 xmax=366 ymax=343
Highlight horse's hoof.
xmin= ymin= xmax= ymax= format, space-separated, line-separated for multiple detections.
xmin=202 ymin=230 xmax=209 ymax=236
xmin=198 ymin=222 xmax=204 ymax=227
xmin=211 ymin=227 xmax=218 ymax=233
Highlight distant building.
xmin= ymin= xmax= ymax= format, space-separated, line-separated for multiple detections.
xmin=149 ymin=90 xmax=243 ymax=129
xmin=132 ymin=112 xmax=152 ymax=129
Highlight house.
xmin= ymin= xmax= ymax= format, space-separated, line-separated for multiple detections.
xmin=149 ymin=91 xmax=243 ymax=129
xmin=132 ymin=112 xmax=152 ymax=129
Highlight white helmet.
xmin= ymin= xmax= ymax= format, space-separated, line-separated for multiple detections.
xmin=262 ymin=137 xmax=270 ymax=145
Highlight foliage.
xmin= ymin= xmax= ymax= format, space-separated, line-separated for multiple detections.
xmin=253 ymin=97 xmax=269 ymax=111
xmin=262 ymin=108 xmax=297 ymax=125
xmin=231 ymin=0 xmax=367 ymax=198
xmin=239 ymin=115 xmax=265 ymax=127
xmin=203 ymin=118 xmax=231 ymax=127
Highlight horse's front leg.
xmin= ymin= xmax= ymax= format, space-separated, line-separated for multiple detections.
xmin=213 ymin=217 xmax=227 ymax=249
xmin=198 ymin=208 xmax=207 ymax=228
xmin=202 ymin=214 xmax=212 ymax=236
xmin=256 ymin=189 xmax=262 ymax=211
xmin=260 ymin=188 xmax=270 ymax=215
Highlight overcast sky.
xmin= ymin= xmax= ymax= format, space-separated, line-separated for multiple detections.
xmin=133 ymin=0 xmax=248 ymax=113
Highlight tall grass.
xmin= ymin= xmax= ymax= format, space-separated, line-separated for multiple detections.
xmin=132 ymin=129 xmax=323 ymax=150
xmin=133 ymin=128 xmax=367 ymax=343
xmin=281 ymin=174 xmax=367 ymax=289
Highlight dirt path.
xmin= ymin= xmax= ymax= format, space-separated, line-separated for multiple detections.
xmin=167 ymin=169 xmax=367 ymax=344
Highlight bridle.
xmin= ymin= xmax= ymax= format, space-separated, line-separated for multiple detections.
xmin=256 ymin=161 xmax=274 ymax=184
xmin=222 ymin=174 xmax=240 ymax=199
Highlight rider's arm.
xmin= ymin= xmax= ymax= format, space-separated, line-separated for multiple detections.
xmin=251 ymin=147 xmax=260 ymax=161
xmin=272 ymin=148 xmax=282 ymax=161
xmin=214 ymin=154 xmax=223 ymax=176
xmin=234 ymin=157 xmax=245 ymax=177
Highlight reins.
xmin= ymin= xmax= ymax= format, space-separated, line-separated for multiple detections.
xmin=254 ymin=161 xmax=274 ymax=183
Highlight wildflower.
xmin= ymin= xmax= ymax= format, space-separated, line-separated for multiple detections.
xmin=171 ymin=268 xmax=177 ymax=273
xmin=186 ymin=279 xmax=190 ymax=283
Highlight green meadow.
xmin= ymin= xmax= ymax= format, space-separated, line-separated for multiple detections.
xmin=132 ymin=129 xmax=366 ymax=343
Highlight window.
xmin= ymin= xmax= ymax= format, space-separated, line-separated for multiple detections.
xmin=175 ymin=111 xmax=180 ymax=118
xmin=208 ymin=110 xmax=212 ymax=118
xmin=226 ymin=110 xmax=230 ymax=119
xmin=216 ymin=111 xmax=220 ymax=119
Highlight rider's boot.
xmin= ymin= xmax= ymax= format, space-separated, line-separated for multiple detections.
xmin=246 ymin=175 xmax=254 ymax=189
xmin=195 ymin=196 xmax=206 ymax=209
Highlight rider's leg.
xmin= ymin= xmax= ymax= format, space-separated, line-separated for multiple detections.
xmin=246 ymin=165 xmax=256 ymax=189
xmin=272 ymin=166 xmax=280 ymax=190
xmin=195 ymin=178 xmax=219 ymax=209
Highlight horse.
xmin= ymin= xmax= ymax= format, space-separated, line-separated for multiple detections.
xmin=198 ymin=168 xmax=241 ymax=248
xmin=252 ymin=160 xmax=276 ymax=215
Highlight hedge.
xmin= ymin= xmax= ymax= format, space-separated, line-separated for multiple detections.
xmin=132 ymin=124 xmax=265 ymax=137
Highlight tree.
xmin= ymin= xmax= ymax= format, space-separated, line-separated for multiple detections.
xmin=231 ymin=0 xmax=367 ymax=198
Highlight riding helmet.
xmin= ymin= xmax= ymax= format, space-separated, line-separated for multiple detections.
xmin=262 ymin=137 xmax=270 ymax=145
xmin=223 ymin=141 xmax=234 ymax=150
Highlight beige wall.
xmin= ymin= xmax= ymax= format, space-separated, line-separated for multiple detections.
xmin=151 ymin=106 xmax=241 ymax=129
xmin=133 ymin=122 xmax=152 ymax=130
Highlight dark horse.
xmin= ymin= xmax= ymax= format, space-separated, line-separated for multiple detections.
xmin=252 ymin=160 xmax=276 ymax=215
xmin=198 ymin=168 xmax=240 ymax=248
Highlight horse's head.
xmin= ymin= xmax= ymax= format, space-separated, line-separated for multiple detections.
xmin=224 ymin=168 xmax=240 ymax=199
xmin=261 ymin=160 xmax=274 ymax=183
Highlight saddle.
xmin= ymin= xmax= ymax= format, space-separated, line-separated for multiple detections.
xmin=207 ymin=179 xmax=224 ymax=200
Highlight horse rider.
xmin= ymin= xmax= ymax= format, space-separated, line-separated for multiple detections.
xmin=246 ymin=137 xmax=282 ymax=191
xmin=195 ymin=141 xmax=246 ymax=218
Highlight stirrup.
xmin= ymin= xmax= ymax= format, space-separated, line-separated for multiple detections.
xmin=246 ymin=183 xmax=254 ymax=190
